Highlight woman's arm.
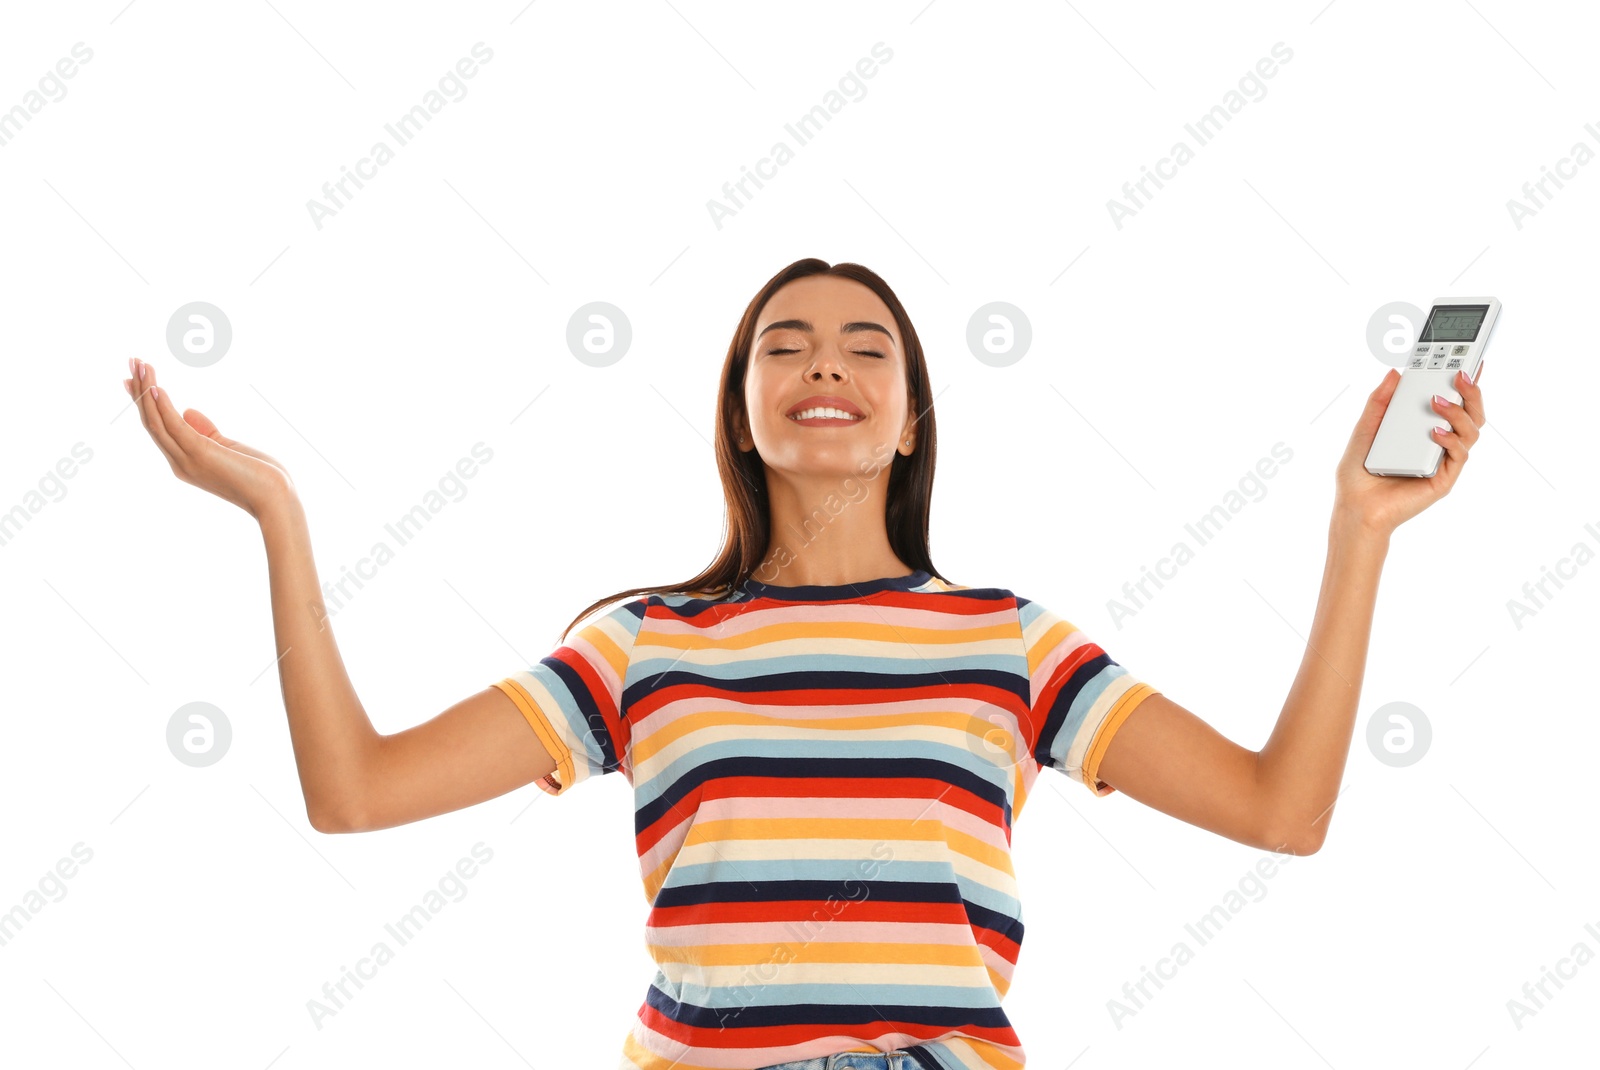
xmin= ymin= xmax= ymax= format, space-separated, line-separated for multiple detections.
xmin=258 ymin=497 xmax=559 ymax=832
xmin=124 ymin=359 xmax=559 ymax=833
xmin=1253 ymin=513 xmax=1387 ymax=850
xmin=1095 ymin=364 xmax=1484 ymax=854
xmin=256 ymin=494 xmax=372 ymax=828
xmin=1095 ymin=514 xmax=1386 ymax=855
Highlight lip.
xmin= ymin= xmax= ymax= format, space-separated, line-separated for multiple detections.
xmin=785 ymin=395 xmax=865 ymax=419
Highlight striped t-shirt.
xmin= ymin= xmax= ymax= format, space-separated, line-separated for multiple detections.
xmin=493 ymin=568 xmax=1161 ymax=1070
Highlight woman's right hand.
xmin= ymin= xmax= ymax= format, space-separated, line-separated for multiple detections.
xmin=123 ymin=357 xmax=296 ymax=519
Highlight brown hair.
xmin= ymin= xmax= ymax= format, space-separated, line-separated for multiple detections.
xmin=559 ymin=257 xmax=943 ymax=641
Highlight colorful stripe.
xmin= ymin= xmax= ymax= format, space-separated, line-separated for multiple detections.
xmin=492 ymin=570 xmax=1160 ymax=1069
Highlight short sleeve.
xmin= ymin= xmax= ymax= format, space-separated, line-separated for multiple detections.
xmin=492 ymin=597 xmax=647 ymax=796
xmin=1017 ymin=596 xmax=1161 ymax=796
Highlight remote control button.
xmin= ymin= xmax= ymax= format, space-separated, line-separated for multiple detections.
xmin=1452 ymin=344 xmax=1468 ymax=356
xmin=1410 ymin=356 xmax=1426 ymax=369
xmin=1434 ymin=345 xmax=1448 ymax=355
xmin=1428 ymin=355 xmax=1446 ymax=369
xmin=1414 ymin=344 xmax=1430 ymax=355
xmin=1446 ymin=357 xmax=1463 ymax=369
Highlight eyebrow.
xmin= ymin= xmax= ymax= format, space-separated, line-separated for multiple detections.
xmin=755 ymin=319 xmax=896 ymax=344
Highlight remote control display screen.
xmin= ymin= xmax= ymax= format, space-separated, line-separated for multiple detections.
xmin=1420 ymin=305 xmax=1488 ymax=343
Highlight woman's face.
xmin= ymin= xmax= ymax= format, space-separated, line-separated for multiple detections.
xmin=737 ymin=275 xmax=915 ymax=482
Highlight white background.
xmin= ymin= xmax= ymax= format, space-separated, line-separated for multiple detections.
xmin=1 ymin=1 xmax=1594 ymax=1068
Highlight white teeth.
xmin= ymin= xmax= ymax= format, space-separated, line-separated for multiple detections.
xmin=789 ymin=407 xmax=861 ymax=421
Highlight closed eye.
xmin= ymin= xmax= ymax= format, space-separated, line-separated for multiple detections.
xmin=768 ymin=348 xmax=884 ymax=358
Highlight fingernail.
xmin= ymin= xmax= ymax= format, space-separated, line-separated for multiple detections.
xmin=151 ymin=386 xmax=159 ymax=400
xmin=1433 ymin=394 xmax=1444 ymax=407
xmin=138 ymin=361 xmax=146 ymax=380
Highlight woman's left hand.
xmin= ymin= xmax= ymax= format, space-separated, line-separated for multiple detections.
xmin=1334 ymin=362 xmax=1486 ymax=537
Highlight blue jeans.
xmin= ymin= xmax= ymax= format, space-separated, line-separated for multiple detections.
xmin=758 ymin=1052 xmax=918 ymax=1070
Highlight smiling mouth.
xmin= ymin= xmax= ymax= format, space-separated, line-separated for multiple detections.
xmin=788 ymin=407 xmax=864 ymax=425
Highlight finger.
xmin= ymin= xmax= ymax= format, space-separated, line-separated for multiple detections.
xmin=182 ymin=407 xmax=243 ymax=452
xmin=1456 ymin=364 xmax=1487 ymax=427
xmin=1353 ymin=368 xmax=1399 ymax=428
xmin=1346 ymin=368 xmax=1400 ymax=453
xmin=181 ymin=407 xmax=280 ymax=467
xmin=150 ymin=377 xmax=196 ymax=448
xmin=1370 ymin=366 xmax=1401 ymax=406
xmin=1431 ymin=393 xmax=1479 ymax=449
xmin=1431 ymin=423 xmax=1469 ymax=482
xmin=136 ymin=360 xmax=220 ymax=484
xmin=132 ymin=360 xmax=185 ymax=467
xmin=1366 ymin=367 xmax=1401 ymax=422
xmin=148 ymin=368 xmax=224 ymax=461
xmin=183 ymin=407 xmax=222 ymax=439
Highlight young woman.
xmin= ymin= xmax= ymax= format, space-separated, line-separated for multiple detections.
xmin=121 ymin=259 xmax=1484 ymax=1070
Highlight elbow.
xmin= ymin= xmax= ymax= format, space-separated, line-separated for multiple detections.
xmin=1285 ymin=830 xmax=1325 ymax=856
xmin=1254 ymin=759 xmax=1329 ymax=856
xmin=308 ymin=801 xmax=363 ymax=835
xmin=306 ymin=754 xmax=373 ymax=834
xmin=1265 ymin=815 xmax=1327 ymax=856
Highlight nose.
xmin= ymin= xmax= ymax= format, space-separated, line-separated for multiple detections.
xmin=806 ymin=349 xmax=847 ymax=381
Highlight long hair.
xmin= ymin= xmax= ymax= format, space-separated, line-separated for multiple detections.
xmin=559 ymin=257 xmax=942 ymax=641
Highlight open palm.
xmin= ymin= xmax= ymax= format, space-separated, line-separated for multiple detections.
xmin=122 ymin=358 xmax=295 ymax=518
